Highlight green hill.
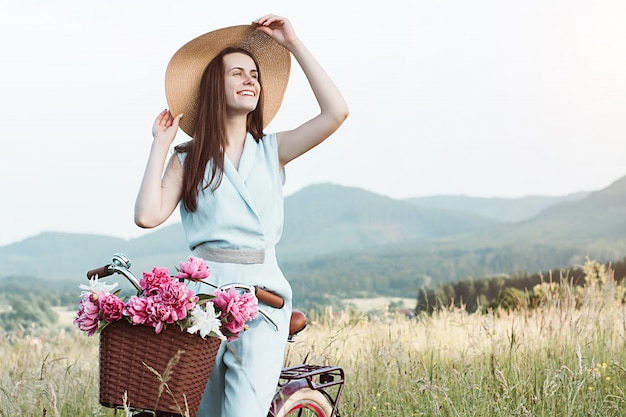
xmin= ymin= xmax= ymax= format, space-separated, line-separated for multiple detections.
xmin=279 ymin=183 xmax=498 ymax=261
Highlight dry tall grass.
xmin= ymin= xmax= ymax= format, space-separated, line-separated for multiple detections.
xmin=1 ymin=259 xmax=625 ymax=416
xmin=286 ymin=260 xmax=626 ymax=416
xmin=0 ymin=328 xmax=103 ymax=416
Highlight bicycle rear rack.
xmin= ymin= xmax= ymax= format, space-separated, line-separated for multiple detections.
xmin=278 ymin=364 xmax=344 ymax=416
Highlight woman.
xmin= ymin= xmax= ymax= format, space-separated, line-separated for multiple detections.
xmin=134 ymin=14 xmax=348 ymax=417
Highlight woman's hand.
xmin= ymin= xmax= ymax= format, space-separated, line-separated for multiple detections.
xmin=252 ymin=15 xmax=300 ymax=49
xmin=152 ymin=109 xmax=182 ymax=147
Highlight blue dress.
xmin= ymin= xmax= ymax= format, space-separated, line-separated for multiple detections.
xmin=178 ymin=132 xmax=292 ymax=417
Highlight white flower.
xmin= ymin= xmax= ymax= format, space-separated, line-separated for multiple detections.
xmin=79 ymin=277 xmax=119 ymax=296
xmin=187 ymin=304 xmax=226 ymax=341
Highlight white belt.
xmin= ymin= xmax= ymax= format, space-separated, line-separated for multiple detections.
xmin=191 ymin=245 xmax=265 ymax=264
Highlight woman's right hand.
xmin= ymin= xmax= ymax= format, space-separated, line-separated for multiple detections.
xmin=152 ymin=109 xmax=182 ymax=146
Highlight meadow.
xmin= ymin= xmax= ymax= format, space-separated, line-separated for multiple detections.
xmin=1 ymin=260 xmax=625 ymax=416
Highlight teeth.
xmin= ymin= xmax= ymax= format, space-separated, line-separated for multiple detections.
xmin=239 ymin=91 xmax=255 ymax=96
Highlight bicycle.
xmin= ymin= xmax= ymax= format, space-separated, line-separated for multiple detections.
xmin=87 ymin=253 xmax=345 ymax=417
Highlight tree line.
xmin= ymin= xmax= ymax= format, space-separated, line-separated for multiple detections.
xmin=416 ymin=257 xmax=626 ymax=314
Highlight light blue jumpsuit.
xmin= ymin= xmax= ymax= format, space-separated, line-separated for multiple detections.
xmin=178 ymin=133 xmax=292 ymax=417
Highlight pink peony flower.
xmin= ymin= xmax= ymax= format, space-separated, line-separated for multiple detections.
xmin=125 ymin=295 xmax=150 ymax=326
xmin=139 ymin=267 xmax=172 ymax=294
xmin=126 ymin=295 xmax=170 ymax=333
xmin=174 ymin=257 xmax=210 ymax=281
xmin=98 ymin=291 xmax=125 ymax=322
xmin=212 ymin=288 xmax=258 ymax=340
xmin=74 ymin=293 xmax=100 ymax=336
xmin=125 ymin=279 xmax=197 ymax=334
xmin=157 ymin=280 xmax=198 ymax=323
xmin=142 ymin=297 xmax=172 ymax=334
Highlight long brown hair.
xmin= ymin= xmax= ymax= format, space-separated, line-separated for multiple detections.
xmin=175 ymin=47 xmax=265 ymax=212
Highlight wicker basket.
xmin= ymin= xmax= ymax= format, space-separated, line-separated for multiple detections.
xmin=99 ymin=320 xmax=221 ymax=416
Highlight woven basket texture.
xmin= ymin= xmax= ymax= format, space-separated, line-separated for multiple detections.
xmin=99 ymin=320 xmax=221 ymax=416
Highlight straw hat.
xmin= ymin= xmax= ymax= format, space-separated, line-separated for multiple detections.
xmin=165 ymin=25 xmax=291 ymax=137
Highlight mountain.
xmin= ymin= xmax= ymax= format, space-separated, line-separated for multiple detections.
xmin=406 ymin=192 xmax=589 ymax=222
xmin=276 ymin=176 xmax=626 ymax=302
xmin=278 ymin=184 xmax=498 ymax=261
xmin=513 ymin=175 xmax=626 ymax=239
xmin=447 ymin=175 xmax=626 ymax=245
xmin=2 ymin=176 xmax=626 ymax=307
xmin=0 ymin=228 xmax=189 ymax=285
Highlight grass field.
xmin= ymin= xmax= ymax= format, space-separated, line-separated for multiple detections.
xmin=1 ymin=260 xmax=625 ymax=416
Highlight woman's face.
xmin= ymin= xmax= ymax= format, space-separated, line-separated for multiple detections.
xmin=223 ymin=52 xmax=260 ymax=116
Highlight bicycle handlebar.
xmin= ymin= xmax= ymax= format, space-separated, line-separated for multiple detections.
xmin=254 ymin=287 xmax=284 ymax=309
xmin=86 ymin=253 xmax=284 ymax=309
xmin=87 ymin=253 xmax=131 ymax=279
xmin=86 ymin=265 xmax=112 ymax=279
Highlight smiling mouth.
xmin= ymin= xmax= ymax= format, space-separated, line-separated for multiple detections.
xmin=238 ymin=90 xmax=256 ymax=97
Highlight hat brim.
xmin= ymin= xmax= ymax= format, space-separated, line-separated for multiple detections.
xmin=165 ymin=25 xmax=291 ymax=137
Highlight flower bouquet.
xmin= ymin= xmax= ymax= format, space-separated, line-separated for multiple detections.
xmin=74 ymin=256 xmax=258 ymax=416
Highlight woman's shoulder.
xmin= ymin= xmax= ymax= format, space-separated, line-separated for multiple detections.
xmin=261 ymin=132 xmax=278 ymax=147
xmin=173 ymin=140 xmax=193 ymax=163
xmin=174 ymin=140 xmax=193 ymax=152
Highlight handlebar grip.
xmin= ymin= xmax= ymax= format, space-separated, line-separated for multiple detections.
xmin=86 ymin=264 xmax=112 ymax=279
xmin=255 ymin=287 xmax=284 ymax=309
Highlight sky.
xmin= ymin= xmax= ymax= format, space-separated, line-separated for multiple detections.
xmin=1 ymin=0 xmax=626 ymax=246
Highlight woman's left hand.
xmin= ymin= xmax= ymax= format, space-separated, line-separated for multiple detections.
xmin=252 ymin=15 xmax=299 ymax=49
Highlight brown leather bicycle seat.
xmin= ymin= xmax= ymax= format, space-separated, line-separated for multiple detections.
xmin=289 ymin=310 xmax=307 ymax=335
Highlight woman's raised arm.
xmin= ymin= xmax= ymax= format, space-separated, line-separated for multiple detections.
xmin=134 ymin=110 xmax=184 ymax=228
xmin=253 ymin=15 xmax=349 ymax=168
